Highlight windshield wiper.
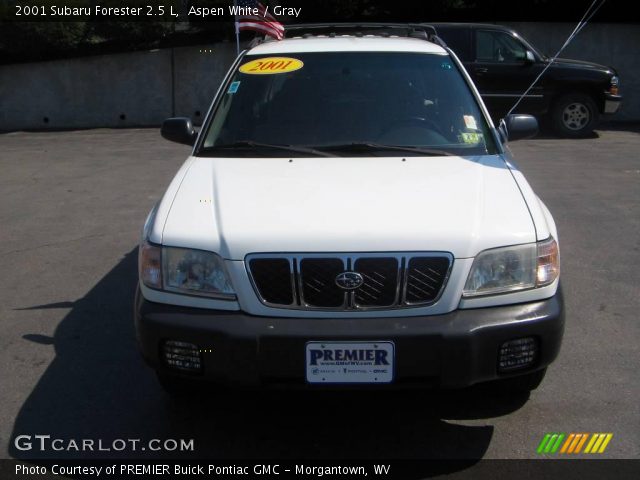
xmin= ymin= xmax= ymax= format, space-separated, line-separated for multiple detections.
xmin=207 ymin=140 xmax=333 ymax=157
xmin=314 ymin=142 xmax=454 ymax=156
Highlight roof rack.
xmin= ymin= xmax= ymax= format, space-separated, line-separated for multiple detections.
xmin=282 ymin=23 xmax=447 ymax=48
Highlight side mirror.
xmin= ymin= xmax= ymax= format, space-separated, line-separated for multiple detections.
xmin=525 ymin=50 xmax=536 ymax=64
xmin=499 ymin=114 xmax=539 ymax=142
xmin=161 ymin=117 xmax=197 ymax=146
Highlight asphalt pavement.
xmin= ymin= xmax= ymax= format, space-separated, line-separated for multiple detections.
xmin=0 ymin=126 xmax=638 ymax=465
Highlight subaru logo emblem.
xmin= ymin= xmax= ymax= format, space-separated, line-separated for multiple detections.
xmin=335 ymin=271 xmax=364 ymax=290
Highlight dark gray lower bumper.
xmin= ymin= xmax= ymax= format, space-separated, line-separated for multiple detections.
xmin=134 ymin=287 xmax=564 ymax=388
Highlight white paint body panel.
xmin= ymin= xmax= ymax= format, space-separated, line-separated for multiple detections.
xmin=160 ymin=155 xmax=536 ymax=260
xmin=502 ymin=147 xmax=553 ymax=241
xmin=143 ymin=153 xmax=560 ymax=318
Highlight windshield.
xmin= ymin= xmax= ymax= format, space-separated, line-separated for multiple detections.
xmin=200 ymin=51 xmax=497 ymax=156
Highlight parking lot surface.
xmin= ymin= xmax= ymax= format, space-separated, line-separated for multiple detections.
xmin=0 ymin=127 xmax=638 ymax=462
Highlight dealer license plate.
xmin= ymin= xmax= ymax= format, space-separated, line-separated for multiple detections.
xmin=305 ymin=341 xmax=395 ymax=384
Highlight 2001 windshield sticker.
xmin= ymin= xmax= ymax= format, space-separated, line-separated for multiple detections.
xmin=239 ymin=57 xmax=304 ymax=75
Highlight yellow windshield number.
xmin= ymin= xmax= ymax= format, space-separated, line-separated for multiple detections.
xmin=239 ymin=57 xmax=304 ymax=75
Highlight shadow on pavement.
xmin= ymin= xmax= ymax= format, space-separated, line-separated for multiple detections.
xmin=9 ymin=248 xmax=529 ymax=468
xmin=596 ymin=121 xmax=640 ymax=134
xmin=532 ymin=120 xmax=639 ymax=140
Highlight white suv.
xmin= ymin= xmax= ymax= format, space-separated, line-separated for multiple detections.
xmin=135 ymin=24 xmax=563 ymax=394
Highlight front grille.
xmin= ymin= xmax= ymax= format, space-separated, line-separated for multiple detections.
xmin=353 ymin=257 xmax=399 ymax=307
xmin=247 ymin=253 xmax=452 ymax=311
xmin=300 ymin=258 xmax=345 ymax=308
xmin=249 ymin=258 xmax=293 ymax=305
xmin=405 ymin=256 xmax=452 ymax=304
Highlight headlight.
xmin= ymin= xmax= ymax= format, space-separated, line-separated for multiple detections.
xmin=139 ymin=243 xmax=235 ymax=299
xmin=163 ymin=247 xmax=235 ymax=299
xmin=609 ymin=75 xmax=620 ymax=95
xmin=463 ymin=237 xmax=559 ymax=297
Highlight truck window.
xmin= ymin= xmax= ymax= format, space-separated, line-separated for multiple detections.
xmin=437 ymin=28 xmax=472 ymax=62
xmin=476 ymin=30 xmax=527 ymax=63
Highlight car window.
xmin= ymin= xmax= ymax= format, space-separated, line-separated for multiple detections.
xmin=437 ymin=28 xmax=472 ymax=62
xmin=476 ymin=30 xmax=527 ymax=63
xmin=200 ymin=52 xmax=496 ymax=157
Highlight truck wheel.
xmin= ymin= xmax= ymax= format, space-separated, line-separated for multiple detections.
xmin=551 ymin=93 xmax=598 ymax=138
xmin=496 ymin=367 xmax=547 ymax=393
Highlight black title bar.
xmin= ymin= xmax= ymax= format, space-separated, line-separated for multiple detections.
xmin=1 ymin=459 xmax=640 ymax=480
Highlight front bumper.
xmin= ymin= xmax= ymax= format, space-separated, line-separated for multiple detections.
xmin=604 ymin=93 xmax=622 ymax=114
xmin=135 ymin=286 xmax=564 ymax=389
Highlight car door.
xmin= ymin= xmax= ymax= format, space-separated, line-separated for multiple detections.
xmin=470 ymin=28 xmax=546 ymax=121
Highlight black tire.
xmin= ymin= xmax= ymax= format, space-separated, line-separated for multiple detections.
xmin=496 ymin=367 xmax=548 ymax=393
xmin=551 ymin=93 xmax=599 ymax=138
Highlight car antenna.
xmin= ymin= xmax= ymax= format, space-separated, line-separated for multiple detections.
xmin=505 ymin=0 xmax=607 ymax=119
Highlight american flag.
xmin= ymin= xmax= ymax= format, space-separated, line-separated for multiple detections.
xmin=235 ymin=0 xmax=284 ymax=40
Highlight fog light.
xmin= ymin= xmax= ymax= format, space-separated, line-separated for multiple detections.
xmin=162 ymin=340 xmax=202 ymax=372
xmin=498 ymin=337 xmax=538 ymax=372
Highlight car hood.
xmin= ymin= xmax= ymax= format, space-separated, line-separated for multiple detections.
xmin=550 ymin=57 xmax=615 ymax=74
xmin=159 ymin=155 xmax=536 ymax=260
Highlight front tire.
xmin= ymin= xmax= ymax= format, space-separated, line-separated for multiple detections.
xmin=551 ymin=93 xmax=598 ymax=138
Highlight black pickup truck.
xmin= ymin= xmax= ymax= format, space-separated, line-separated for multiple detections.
xmin=430 ymin=23 xmax=622 ymax=137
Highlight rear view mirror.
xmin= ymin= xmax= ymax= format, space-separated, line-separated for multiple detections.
xmin=161 ymin=117 xmax=197 ymax=146
xmin=525 ymin=50 xmax=536 ymax=64
xmin=499 ymin=114 xmax=539 ymax=142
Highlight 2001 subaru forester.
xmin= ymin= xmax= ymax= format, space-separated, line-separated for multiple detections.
xmin=135 ymin=24 xmax=564 ymax=394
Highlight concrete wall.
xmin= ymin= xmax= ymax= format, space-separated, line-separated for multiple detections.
xmin=0 ymin=23 xmax=638 ymax=131
xmin=0 ymin=43 xmax=238 ymax=131
xmin=502 ymin=22 xmax=639 ymax=122
xmin=173 ymin=44 xmax=238 ymax=122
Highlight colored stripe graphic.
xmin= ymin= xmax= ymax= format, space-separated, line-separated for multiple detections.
xmin=540 ymin=433 xmax=613 ymax=454
xmin=560 ymin=433 xmax=575 ymax=454
xmin=568 ymin=433 xmax=582 ymax=453
xmin=550 ymin=433 xmax=565 ymax=453
xmin=585 ymin=433 xmax=614 ymax=453
xmin=574 ymin=433 xmax=589 ymax=453
xmin=584 ymin=433 xmax=598 ymax=453
xmin=598 ymin=433 xmax=613 ymax=453
xmin=591 ymin=433 xmax=606 ymax=452
xmin=537 ymin=433 xmax=566 ymax=454
xmin=545 ymin=434 xmax=559 ymax=453
xmin=537 ymin=434 xmax=552 ymax=454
